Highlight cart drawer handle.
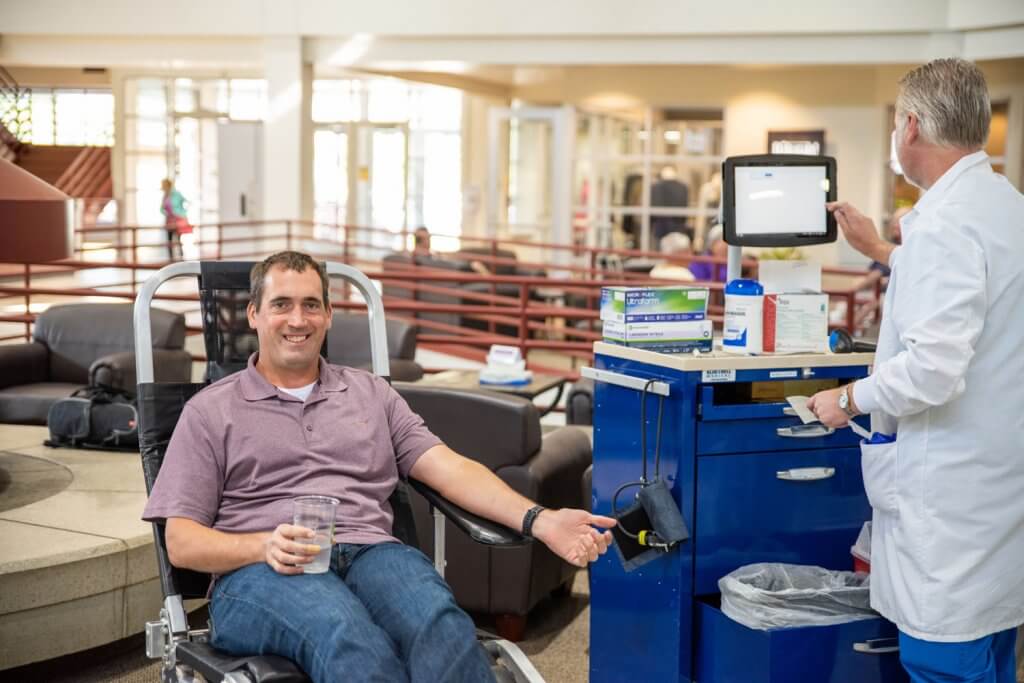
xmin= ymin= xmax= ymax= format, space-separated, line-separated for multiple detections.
xmin=776 ymin=467 xmax=835 ymax=481
xmin=776 ymin=424 xmax=835 ymax=438
xmin=853 ymin=638 xmax=899 ymax=655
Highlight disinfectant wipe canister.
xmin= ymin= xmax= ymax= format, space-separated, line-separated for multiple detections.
xmin=723 ymin=279 xmax=764 ymax=355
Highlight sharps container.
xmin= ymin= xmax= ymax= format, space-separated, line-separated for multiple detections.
xmin=723 ymin=278 xmax=764 ymax=354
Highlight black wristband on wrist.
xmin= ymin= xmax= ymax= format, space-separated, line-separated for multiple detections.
xmin=521 ymin=505 xmax=546 ymax=538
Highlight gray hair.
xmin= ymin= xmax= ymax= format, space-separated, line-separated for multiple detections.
xmin=896 ymin=58 xmax=991 ymax=149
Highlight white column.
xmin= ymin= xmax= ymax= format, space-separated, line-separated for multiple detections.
xmin=262 ymin=37 xmax=313 ymax=223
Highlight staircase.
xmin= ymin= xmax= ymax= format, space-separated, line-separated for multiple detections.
xmin=0 ymin=66 xmax=30 ymax=162
xmin=1 ymin=66 xmax=113 ymax=225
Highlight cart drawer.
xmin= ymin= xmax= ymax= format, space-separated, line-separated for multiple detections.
xmin=696 ymin=599 xmax=908 ymax=683
xmin=694 ymin=448 xmax=869 ymax=594
xmin=697 ymin=415 xmax=865 ymax=455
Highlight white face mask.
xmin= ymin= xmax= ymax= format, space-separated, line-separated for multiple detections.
xmin=889 ymin=129 xmax=904 ymax=176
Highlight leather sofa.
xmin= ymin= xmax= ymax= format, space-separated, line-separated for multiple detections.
xmin=0 ymin=302 xmax=193 ymax=425
xmin=326 ymin=312 xmax=423 ymax=381
xmin=394 ymin=382 xmax=592 ymax=641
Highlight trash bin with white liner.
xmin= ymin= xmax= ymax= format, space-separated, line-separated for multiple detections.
xmin=719 ymin=562 xmax=877 ymax=630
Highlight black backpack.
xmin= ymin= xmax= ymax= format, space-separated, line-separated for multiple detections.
xmin=44 ymin=385 xmax=140 ymax=451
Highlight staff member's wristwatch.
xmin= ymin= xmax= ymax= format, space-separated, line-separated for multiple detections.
xmin=838 ymin=384 xmax=858 ymax=417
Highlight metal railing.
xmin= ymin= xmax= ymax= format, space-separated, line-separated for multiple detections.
xmin=0 ymin=218 xmax=880 ymax=378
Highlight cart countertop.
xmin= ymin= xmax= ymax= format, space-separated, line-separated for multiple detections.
xmin=593 ymin=341 xmax=874 ymax=372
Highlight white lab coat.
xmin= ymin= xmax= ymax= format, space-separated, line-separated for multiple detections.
xmin=852 ymin=151 xmax=1024 ymax=642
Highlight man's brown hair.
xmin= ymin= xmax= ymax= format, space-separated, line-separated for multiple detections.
xmin=249 ymin=251 xmax=330 ymax=311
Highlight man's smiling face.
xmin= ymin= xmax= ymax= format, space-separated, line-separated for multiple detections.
xmin=247 ymin=264 xmax=331 ymax=386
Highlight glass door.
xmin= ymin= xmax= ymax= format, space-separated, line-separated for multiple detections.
xmin=487 ymin=106 xmax=573 ymax=268
xmin=313 ymin=127 xmax=349 ymax=240
xmin=314 ymin=122 xmax=409 ymax=258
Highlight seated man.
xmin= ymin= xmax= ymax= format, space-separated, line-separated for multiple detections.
xmin=142 ymin=251 xmax=614 ymax=683
xmin=414 ymin=225 xmax=489 ymax=274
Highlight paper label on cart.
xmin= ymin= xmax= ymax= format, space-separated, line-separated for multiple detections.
xmin=770 ymin=370 xmax=799 ymax=379
xmin=701 ymin=369 xmax=736 ymax=383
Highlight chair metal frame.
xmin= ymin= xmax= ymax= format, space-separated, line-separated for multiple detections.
xmin=134 ymin=261 xmax=545 ymax=683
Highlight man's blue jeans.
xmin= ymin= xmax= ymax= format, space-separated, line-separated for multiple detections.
xmin=209 ymin=542 xmax=495 ymax=683
xmin=899 ymin=628 xmax=1017 ymax=683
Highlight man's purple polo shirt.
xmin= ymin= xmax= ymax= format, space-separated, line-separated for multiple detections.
xmin=142 ymin=355 xmax=441 ymax=545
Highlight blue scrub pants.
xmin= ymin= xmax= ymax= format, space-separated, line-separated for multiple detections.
xmin=899 ymin=628 xmax=1017 ymax=683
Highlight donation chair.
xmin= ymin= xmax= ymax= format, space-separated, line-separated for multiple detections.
xmin=135 ymin=261 xmax=545 ymax=683
xmin=0 ymin=302 xmax=192 ymax=424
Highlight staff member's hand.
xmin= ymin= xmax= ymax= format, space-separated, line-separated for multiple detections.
xmin=827 ymin=201 xmax=894 ymax=265
xmin=807 ymin=387 xmax=850 ymax=429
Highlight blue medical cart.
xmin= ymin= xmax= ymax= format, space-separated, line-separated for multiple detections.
xmin=586 ymin=342 xmax=908 ymax=683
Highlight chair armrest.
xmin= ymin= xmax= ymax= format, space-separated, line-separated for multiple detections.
xmin=90 ymin=349 xmax=193 ymax=391
xmin=565 ymin=377 xmax=594 ymax=426
xmin=0 ymin=342 xmax=48 ymax=389
xmin=408 ymin=478 xmax=530 ymax=547
xmin=388 ymin=359 xmax=424 ymax=382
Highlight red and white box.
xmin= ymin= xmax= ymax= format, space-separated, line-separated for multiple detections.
xmin=762 ymin=293 xmax=829 ymax=354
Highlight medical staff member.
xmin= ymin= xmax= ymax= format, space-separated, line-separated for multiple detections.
xmin=808 ymin=58 xmax=1024 ymax=683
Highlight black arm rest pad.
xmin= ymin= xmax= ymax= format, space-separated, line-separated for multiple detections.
xmin=90 ymin=349 xmax=193 ymax=391
xmin=384 ymin=358 xmax=424 ymax=382
xmin=0 ymin=342 xmax=48 ymax=389
xmin=177 ymin=641 xmax=310 ymax=683
xmin=409 ymin=478 xmax=530 ymax=547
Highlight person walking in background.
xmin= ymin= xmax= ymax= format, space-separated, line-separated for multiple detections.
xmin=160 ymin=178 xmax=191 ymax=260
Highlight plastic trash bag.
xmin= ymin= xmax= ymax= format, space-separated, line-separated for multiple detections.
xmin=719 ymin=563 xmax=877 ymax=630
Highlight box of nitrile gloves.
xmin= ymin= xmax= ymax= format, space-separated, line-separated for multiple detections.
xmin=603 ymin=319 xmax=713 ymax=353
xmin=600 ymin=286 xmax=709 ymax=324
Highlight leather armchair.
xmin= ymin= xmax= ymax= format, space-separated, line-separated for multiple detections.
xmin=326 ymin=312 xmax=424 ymax=381
xmin=395 ymin=382 xmax=592 ymax=641
xmin=0 ymin=303 xmax=192 ymax=425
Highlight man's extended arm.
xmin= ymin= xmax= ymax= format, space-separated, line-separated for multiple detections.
xmin=165 ymin=517 xmax=319 ymax=575
xmin=409 ymin=444 xmax=615 ymax=567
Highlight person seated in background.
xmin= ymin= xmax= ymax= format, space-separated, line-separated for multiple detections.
xmin=142 ymin=251 xmax=615 ymax=683
xmin=850 ymin=207 xmax=909 ymax=330
xmin=414 ymin=226 xmax=491 ymax=275
xmin=854 ymin=206 xmax=908 ymax=291
xmin=649 ymin=231 xmax=696 ymax=281
xmin=688 ymin=224 xmax=729 ymax=283
xmin=412 ymin=226 xmax=433 ymax=257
